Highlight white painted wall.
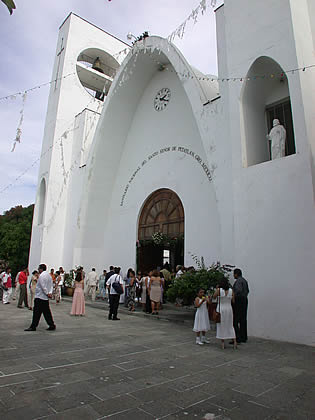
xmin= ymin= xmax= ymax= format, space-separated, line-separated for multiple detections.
xmin=63 ymin=108 xmax=101 ymax=271
xmin=29 ymin=13 xmax=128 ymax=272
xmin=216 ymin=0 xmax=315 ymax=345
xmin=76 ymin=37 xmax=222 ymax=276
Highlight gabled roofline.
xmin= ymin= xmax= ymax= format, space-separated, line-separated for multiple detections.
xmin=59 ymin=12 xmax=130 ymax=47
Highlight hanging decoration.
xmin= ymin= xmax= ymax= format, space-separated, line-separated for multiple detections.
xmin=0 ymin=71 xmax=76 ymax=102
xmin=11 ymin=91 xmax=27 ymax=152
xmin=113 ymin=47 xmax=130 ymax=62
xmin=140 ymin=233 xmax=184 ymax=248
xmin=0 ymin=96 xmax=97 ymax=195
xmin=143 ymin=45 xmax=315 ymax=83
xmin=168 ymin=0 xmax=217 ymax=43
xmin=45 ymin=97 xmax=103 ymax=229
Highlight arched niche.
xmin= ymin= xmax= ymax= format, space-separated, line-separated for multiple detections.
xmin=76 ymin=48 xmax=120 ymax=101
xmin=37 ymin=178 xmax=46 ymax=225
xmin=241 ymin=56 xmax=296 ymax=167
xmin=137 ymin=189 xmax=184 ymax=272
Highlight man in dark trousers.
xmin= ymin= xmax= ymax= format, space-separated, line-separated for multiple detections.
xmin=17 ymin=268 xmax=29 ymax=308
xmin=24 ymin=264 xmax=56 ymax=331
xmin=106 ymin=267 xmax=124 ymax=320
xmin=232 ymin=268 xmax=249 ymax=343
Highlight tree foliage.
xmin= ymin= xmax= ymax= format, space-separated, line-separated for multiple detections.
xmin=1 ymin=0 xmax=16 ymax=15
xmin=0 ymin=204 xmax=34 ymax=276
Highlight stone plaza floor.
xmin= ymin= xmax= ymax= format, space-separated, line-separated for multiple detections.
xmin=0 ymin=300 xmax=314 ymax=420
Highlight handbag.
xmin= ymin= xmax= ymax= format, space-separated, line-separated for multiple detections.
xmin=213 ymin=290 xmax=221 ymax=323
xmin=136 ymin=281 xmax=142 ymax=297
xmin=112 ymin=275 xmax=123 ymax=295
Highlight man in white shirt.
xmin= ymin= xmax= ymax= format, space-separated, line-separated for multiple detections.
xmin=24 ymin=264 xmax=56 ymax=331
xmin=85 ymin=268 xmax=98 ymax=301
xmin=106 ymin=267 xmax=124 ymax=320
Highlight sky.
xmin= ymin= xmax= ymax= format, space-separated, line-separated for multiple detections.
xmin=0 ymin=0 xmax=223 ymax=215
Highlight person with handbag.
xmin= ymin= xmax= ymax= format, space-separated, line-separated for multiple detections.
xmin=193 ymin=288 xmax=211 ymax=345
xmin=106 ymin=267 xmax=124 ymax=320
xmin=213 ymin=278 xmax=236 ymax=349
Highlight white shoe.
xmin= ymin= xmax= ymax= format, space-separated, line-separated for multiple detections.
xmin=196 ymin=338 xmax=204 ymax=345
xmin=201 ymin=337 xmax=210 ymax=344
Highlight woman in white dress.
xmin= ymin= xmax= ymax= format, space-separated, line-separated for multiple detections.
xmin=193 ymin=288 xmax=210 ymax=345
xmin=213 ymin=278 xmax=237 ymax=349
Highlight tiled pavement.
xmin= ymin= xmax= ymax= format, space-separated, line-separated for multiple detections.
xmin=0 ymin=300 xmax=314 ymax=420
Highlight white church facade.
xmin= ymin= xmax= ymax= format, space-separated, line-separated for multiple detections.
xmin=29 ymin=0 xmax=315 ymax=345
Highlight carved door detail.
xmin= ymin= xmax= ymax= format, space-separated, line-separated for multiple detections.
xmin=138 ymin=189 xmax=184 ymax=240
xmin=137 ymin=189 xmax=184 ymax=273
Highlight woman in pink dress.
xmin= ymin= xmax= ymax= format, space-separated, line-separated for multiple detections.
xmin=71 ymin=269 xmax=85 ymax=316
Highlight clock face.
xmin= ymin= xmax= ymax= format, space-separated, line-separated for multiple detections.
xmin=154 ymin=88 xmax=171 ymax=111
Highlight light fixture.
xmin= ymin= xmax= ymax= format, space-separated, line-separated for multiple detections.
xmin=127 ymin=32 xmax=137 ymax=41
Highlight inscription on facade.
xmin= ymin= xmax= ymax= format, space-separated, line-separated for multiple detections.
xmin=120 ymin=146 xmax=213 ymax=206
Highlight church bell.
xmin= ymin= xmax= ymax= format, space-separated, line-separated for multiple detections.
xmin=92 ymin=57 xmax=104 ymax=73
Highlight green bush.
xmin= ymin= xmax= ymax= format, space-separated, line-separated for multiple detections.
xmin=166 ymin=262 xmax=233 ymax=306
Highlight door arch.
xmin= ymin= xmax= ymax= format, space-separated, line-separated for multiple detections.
xmin=137 ymin=189 xmax=184 ymax=273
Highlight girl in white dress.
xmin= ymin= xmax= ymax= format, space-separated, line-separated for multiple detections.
xmin=213 ymin=278 xmax=237 ymax=350
xmin=193 ymin=288 xmax=211 ymax=345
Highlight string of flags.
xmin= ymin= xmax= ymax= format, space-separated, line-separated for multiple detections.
xmin=45 ymin=99 xmax=103 ymax=229
xmin=2 ymin=55 xmax=313 ymax=109
xmin=0 ymin=0 xmax=216 ymax=103
xmin=11 ymin=92 xmax=27 ymax=152
xmin=144 ymin=47 xmax=315 ymax=82
xmin=168 ymin=0 xmax=217 ymax=43
xmin=0 ymin=96 xmax=98 ymax=195
xmin=0 ymin=71 xmax=76 ymax=102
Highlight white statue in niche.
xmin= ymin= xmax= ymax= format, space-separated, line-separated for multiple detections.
xmin=267 ymin=119 xmax=287 ymax=160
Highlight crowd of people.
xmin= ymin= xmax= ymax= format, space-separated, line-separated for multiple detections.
xmin=71 ymin=264 xmax=178 ymax=319
xmin=0 ymin=263 xmax=249 ymax=349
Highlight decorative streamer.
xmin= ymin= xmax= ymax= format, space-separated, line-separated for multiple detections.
xmin=0 ymin=71 xmax=76 ymax=101
xmin=46 ymin=98 xmax=103 ymax=229
xmin=0 ymin=96 xmax=97 ymax=195
xmin=168 ymin=0 xmax=217 ymax=43
xmin=11 ymin=91 xmax=27 ymax=152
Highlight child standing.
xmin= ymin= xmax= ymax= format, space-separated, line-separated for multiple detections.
xmin=193 ymin=288 xmax=211 ymax=345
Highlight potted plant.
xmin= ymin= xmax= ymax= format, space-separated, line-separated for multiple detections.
xmin=166 ymin=256 xmax=234 ymax=306
xmin=64 ymin=270 xmax=75 ymax=296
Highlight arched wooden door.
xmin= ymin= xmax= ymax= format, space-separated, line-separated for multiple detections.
xmin=137 ymin=189 xmax=184 ymax=273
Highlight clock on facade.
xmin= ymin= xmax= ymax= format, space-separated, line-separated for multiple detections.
xmin=154 ymin=88 xmax=171 ymax=111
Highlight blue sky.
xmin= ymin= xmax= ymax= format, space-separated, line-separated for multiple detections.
xmin=0 ymin=0 xmax=223 ymax=214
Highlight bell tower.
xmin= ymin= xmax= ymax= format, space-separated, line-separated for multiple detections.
xmin=29 ymin=13 xmax=129 ymax=271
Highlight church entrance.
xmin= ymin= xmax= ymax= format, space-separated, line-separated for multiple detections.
xmin=137 ymin=189 xmax=184 ymax=273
